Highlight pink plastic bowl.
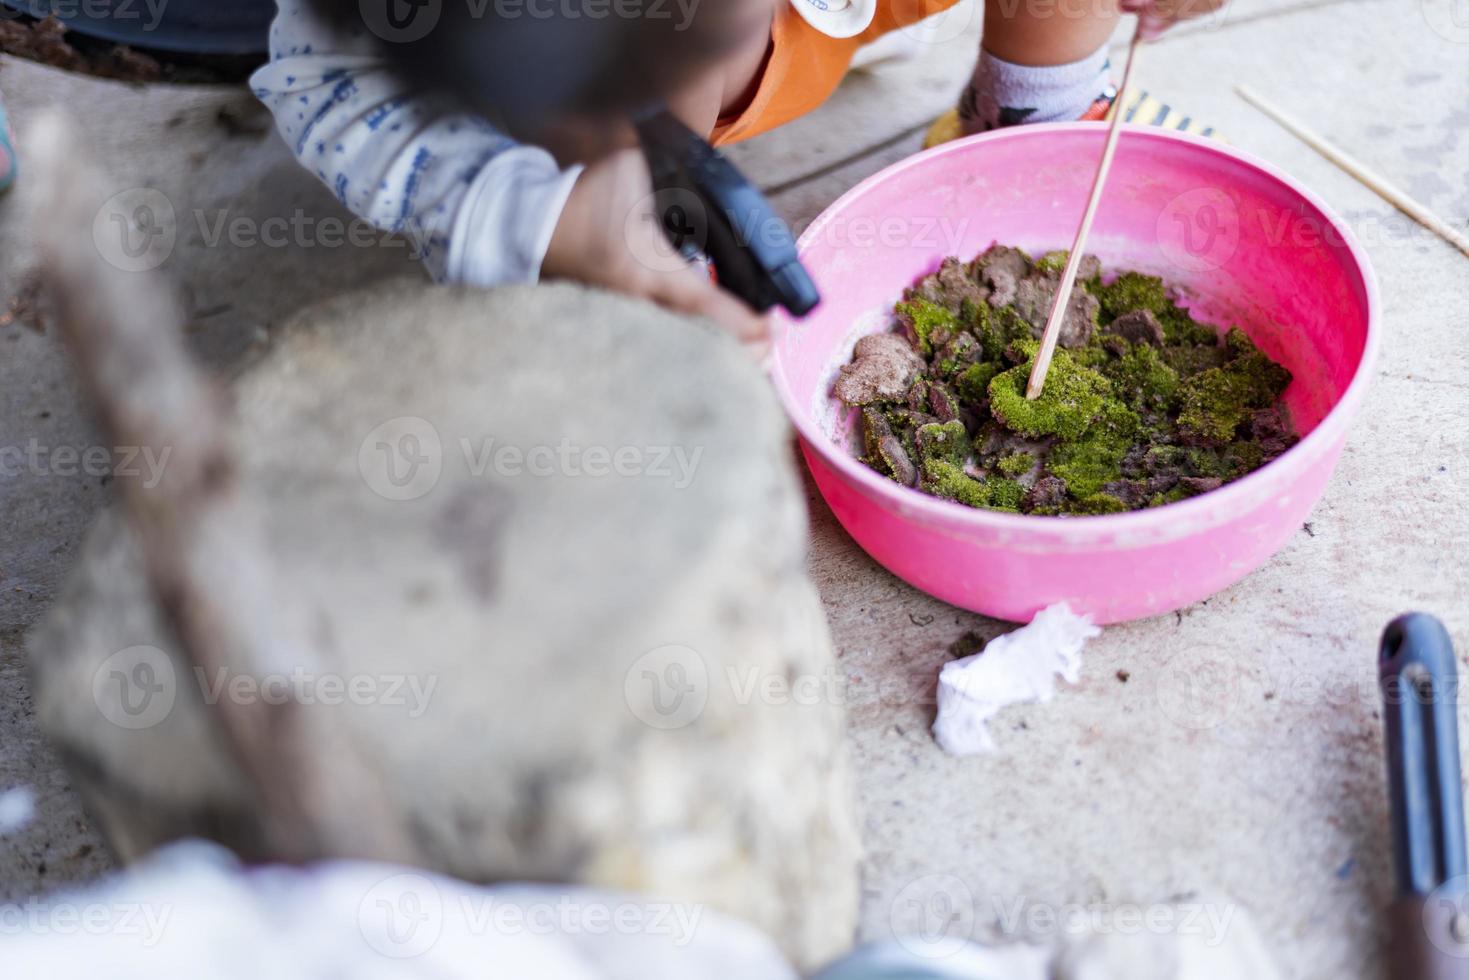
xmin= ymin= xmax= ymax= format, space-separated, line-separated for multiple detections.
xmin=770 ymin=124 xmax=1379 ymax=625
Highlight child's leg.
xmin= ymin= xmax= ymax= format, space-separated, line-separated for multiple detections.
xmin=958 ymin=0 xmax=1120 ymax=134
xmin=982 ymin=0 xmax=1120 ymax=67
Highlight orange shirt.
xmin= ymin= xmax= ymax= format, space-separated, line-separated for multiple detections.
xmin=711 ymin=0 xmax=967 ymax=146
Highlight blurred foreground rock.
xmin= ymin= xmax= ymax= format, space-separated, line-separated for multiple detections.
xmin=26 ymin=282 xmax=859 ymax=968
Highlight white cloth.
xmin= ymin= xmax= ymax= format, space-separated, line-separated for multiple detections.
xmin=249 ymin=3 xmax=583 ymax=289
xmin=0 ymin=841 xmax=799 ymax=979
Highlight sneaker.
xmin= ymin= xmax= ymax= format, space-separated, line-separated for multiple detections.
xmin=923 ymin=84 xmax=1221 ymax=149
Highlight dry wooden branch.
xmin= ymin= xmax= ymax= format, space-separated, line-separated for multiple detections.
xmin=28 ymin=111 xmax=417 ymax=866
xmin=1236 ymin=84 xmax=1469 ymax=260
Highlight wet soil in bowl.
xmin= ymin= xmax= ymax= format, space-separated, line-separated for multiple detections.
xmin=832 ymin=245 xmax=1298 ymax=517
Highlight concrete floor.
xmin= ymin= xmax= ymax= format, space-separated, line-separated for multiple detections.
xmin=2 ymin=1 xmax=1467 ymax=976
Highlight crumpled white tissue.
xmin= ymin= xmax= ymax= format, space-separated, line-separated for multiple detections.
xmin=0 ymin=786 xmax=35 ymax=835
xmin=933 ymin=603 xmax=1101 ymax=756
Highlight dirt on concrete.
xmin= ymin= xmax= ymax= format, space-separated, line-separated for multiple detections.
xmin=0 ymin=16 xmax=257 ymax=84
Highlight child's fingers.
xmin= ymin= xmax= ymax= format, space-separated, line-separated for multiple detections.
xmin=647 ymin=265 xmax=771 ymax=347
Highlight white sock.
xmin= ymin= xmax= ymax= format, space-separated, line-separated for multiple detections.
xmin=958 ymin=45 xmax=1115 ymax=134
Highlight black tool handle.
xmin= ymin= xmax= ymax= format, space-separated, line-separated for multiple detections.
xmin=1381 ymin=613 xmax=1468 ymax=897
xmin=635 ymin=109 xmax=820 ymax=318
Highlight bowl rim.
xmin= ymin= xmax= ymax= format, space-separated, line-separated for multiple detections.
xmin=770 ymin=122 xmax=1382 ymax=537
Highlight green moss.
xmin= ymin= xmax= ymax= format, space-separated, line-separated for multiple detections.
xmin=997 ymin=451 xmax=1035 ymax=477
xmin=895 ymin=298 xmax=959 ymax=356
xmin=1045 ymin=400 xmax=1139 ymax=497
xmin=1224 ymin=440 xmax=1265 ymax=474
xmin=988 ymin=349 xmax=1111 ymax=441
xmin=1177 ymin=335 xmax=1292 ymax=445
xmin=920 ymin=460 xmax=1024 ymax=513
xmin=933 ymin=333 xmax=979 ymax=377
xmin=1101 ymin=342 xmax=1180 ymax=413
xmin=850 ymin=248 xmax=1297 ymax=518
xmin=954 ymin=362 xmax=1000 ymax=403
xmin=1036 ymin=250 xmax=1071 ymax=275
xmin=985 ymin=477 xmax=1025 ymax=513
xmin=921 ymin=459 xmax=989 ymax=507
xmin=1163 ymin=342 xmax=1229 ymax=378
xmin=977 ymin=306 xmax=1033 ymax=361
xmin=1147 ymin=487 xmax=1190 ymax=508
xmin=1072 ymin=493 xmax=1129 ymax=515
xmin=1157 ymin=305 xmax=1220 ymax=346
xmin=959 ymin=296 xmax=988 ymax=334
xmin=914 ymin=420 xmax=969 ymax=467
xmin=1093 ymin=272 xmax=1168 ymax=321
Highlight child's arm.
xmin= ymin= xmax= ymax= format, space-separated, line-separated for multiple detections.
xmin=250 ymin=6 xmax=763 ymax=342
xmin=250 ymin=5 xmax=581 ymax=288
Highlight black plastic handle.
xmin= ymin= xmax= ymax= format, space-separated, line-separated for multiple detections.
xmin=636 ymin=108 xmax=821 ymax=318
xmin=1381 ymin=613 xmax=1468 ymax=897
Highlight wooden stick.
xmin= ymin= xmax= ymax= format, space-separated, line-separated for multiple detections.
xmin=1237 ymin=84 xmax=1469 ymax=259
xmin=1026 ymin=28 xmax=1145 ymax=400
xmin=28 ymin=111 xmax=419 ymax=866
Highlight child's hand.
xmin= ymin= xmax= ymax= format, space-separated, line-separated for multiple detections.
xmin=543 ymin=147 xmax=768 ymax=348
xmin=1119 ymin=0 xmax=1230 ymax=39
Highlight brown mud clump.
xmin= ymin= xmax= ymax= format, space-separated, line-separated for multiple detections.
xmin=833 ymin=245 xmax=1297 ymax=516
